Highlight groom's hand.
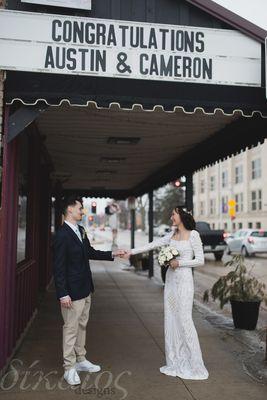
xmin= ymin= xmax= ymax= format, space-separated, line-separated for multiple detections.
xmin=60 ymin=295 xmax=72 ymax=308
xmin=113 ymin=249 xmax=127 ymax=258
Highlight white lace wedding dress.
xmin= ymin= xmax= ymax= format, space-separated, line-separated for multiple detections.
xmin=131 ymin=229 xmax=209 ymax=380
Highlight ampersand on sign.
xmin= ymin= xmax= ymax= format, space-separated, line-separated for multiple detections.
xmin=116 ymin=52 xmax=132 ymax=73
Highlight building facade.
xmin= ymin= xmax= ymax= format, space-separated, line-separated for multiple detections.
xmin=193 ymin=140 xmax=267 ymax=231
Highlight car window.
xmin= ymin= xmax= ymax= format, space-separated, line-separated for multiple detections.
xmin=235 ymin=230 xmax=243 ymax=237
xmin=251 ymin=231 xmax=267 ymax=238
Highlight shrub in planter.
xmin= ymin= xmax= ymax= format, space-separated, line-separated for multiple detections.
xmin=130 ymin=252 xmax=149 ymax=270
xmin=203 ymin=254 xmax=267 ymax=330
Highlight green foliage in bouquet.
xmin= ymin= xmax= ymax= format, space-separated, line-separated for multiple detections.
xmin=203 ymin=255 xmax=267 ymax=309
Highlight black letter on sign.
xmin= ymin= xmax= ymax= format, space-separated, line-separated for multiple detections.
xmin=44 ymin=46 xmax=55 ymax=68
xmin=195 ymin=32 xmax=205 ymax=52
xmin=52 ymin=20 xmax=62 ymax=42
xmin=67 ymin=48 xmax=77 ymax=70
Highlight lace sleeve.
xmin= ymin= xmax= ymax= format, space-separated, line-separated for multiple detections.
xmin=131 ymin=231 xmax=173 ymax=255
xmin=179 ymin=230 xmax=204 ymax=268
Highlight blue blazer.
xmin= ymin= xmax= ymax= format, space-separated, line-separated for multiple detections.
xmin=53 ymin=222 xmax=113 ymax=300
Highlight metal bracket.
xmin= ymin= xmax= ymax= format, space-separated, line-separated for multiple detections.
xmin=7 ymin=104 xmax=48 ymax=143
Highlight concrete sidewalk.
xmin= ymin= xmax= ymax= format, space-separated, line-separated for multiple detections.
xmin=0 ymin=259 xmax=266 ymax=400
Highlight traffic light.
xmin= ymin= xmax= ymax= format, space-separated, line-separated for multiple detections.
xmin=174 ymin=180 xmax=181 ymax=188
xmin=91 ymin=201 xmax=97 ymax=214
xmin=172 ymin=179 xmax=185 ymax=188
xmin=228 ymin=199 xmax=236 ymax=220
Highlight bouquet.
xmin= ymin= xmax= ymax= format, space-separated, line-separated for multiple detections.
xmin=158 ymin=246 xmax=179 ymax=267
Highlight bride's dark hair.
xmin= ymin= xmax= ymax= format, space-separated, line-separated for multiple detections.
xmin=175 ymin=207 xmax=196 ymax=230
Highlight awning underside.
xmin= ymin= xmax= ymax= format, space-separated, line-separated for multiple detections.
xmin=32 ymin=102 xmax=267 ymax=197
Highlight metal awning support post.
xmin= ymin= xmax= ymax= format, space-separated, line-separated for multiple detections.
xmin=130 ymin=209 xmax=135 ymax=249
xmin=148 ymin=190 xmax=154 ymax=278
xmin=185 ymin=173 xmax=194 ymax=214
xmin=128 ymin=197 xmax=136 ymax=250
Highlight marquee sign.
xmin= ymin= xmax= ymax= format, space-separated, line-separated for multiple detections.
xmin=21 ymin=0 xmax=92 ymax=10
xmin=0 ymin=10 xmax=261 ymax=86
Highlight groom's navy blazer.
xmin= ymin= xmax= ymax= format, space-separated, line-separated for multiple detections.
xmin=53 ymin=222 xmax=113 ymax=301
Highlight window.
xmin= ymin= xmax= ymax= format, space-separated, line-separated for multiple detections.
xmin=252 ymin=158 xmax=261 ymax=179
xmin=235 ymin=193 xmax=244 ymax=213
xmin=248 ymin=222 xmax=253 ymax=229
xmin=251 ymin=190 xmax=262 ymax=211
xmin=17 ymin=134 xmax=30 ymax=263
xmin=238 ymin=222 xmax=243 ymax=229
xmin=222 ymin=170 xmax=228 ymax=188
xmin=200 ymin=179 xmax=205 ymax=193
xmin=224 ymin=222 xmax=228 ymax=230
xmin=221 ymin=196 xmax=228 ymax=214
xmin=210 ymin=176 xmax=215 ymax=191
xmin=233 ymin=222 xmax=236 ymax=230
xmin=256 ymin=222 xmax=261 ymax=229
xmin=200 ymin=201 xmax=205 ymax=216
xmin=235 ymin=165 xmax=243 ymax=184
xmin=251 ymin=230 xmax=267 ymax=237
xmin=210 ymin=199 xmax=216 ymax=215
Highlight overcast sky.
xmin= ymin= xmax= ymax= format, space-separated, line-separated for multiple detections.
xmin=211 ymin=0 xmax=267 ymax=30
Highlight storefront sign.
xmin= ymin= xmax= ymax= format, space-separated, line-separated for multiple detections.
xmin=0 ymin=10 xmax=261 ymax=86
xmin=21 ymin=0 xmax=92 ymax=10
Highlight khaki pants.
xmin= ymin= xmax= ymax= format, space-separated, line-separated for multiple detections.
xmin=61 ymin=294 xmax=91 ymax=370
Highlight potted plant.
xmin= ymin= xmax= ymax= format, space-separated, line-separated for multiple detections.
xmin=203 ymin=255 xmax=267 ymax=330
xmin=130 ymin=252 xmax=150 ymax=271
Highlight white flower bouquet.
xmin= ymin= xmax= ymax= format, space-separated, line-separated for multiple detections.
xmin=158 ymin=246 xmax=179 ymax=267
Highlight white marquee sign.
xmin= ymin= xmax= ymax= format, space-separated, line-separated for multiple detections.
xmin=21 ymin=0 xmax=92 ymax=10
xmin=0 ymin=10 xmax=262 ymax=86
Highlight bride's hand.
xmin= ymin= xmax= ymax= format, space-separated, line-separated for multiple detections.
xmin=169 ymin=259 xmax=179 ymax=269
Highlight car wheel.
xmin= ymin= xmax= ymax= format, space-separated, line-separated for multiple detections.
xmin=241 ymin=246 xmax=249 ymax=257
xmin=226 ymin=246 xmax=231 ymax=255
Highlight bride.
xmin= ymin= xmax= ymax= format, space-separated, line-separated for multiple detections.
xmin=127 ymin=207 xmax=209 ymax=380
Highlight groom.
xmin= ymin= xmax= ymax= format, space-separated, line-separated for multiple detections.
xmin=53 ymin=195 xmax=125 ymax=385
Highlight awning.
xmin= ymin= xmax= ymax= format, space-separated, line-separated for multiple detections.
xmin=5 ymin=71 xmax=267 ymax=197
xmin=13 ymin=101 xmax=265 ymax=198
xmin=6 ymin=71 xmax=267 ymax=116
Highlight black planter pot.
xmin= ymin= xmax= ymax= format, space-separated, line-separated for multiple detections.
xmin=230 ymin=299 xmax=261 ymax=330
xmin=141 ymin=258 xmax=149 ymax=271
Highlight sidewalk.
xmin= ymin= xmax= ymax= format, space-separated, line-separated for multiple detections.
xmin=0 ymin=257 xmax=266 ymax=400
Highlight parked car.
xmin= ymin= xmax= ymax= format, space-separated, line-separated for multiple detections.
xmin=196 ymin=221 xmax=227 ymax=261
xmin=226 ymin=229 xmax=267 ymax=257
xmin=155 ymin=224 xmax=172 ymax=237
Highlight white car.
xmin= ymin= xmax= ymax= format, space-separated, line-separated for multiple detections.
xmin=226 ymin=229 xmax=267 ymax=257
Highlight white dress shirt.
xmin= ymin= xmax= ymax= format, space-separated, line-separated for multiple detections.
xmin=64 ymin=220 xmax=82 ymax=242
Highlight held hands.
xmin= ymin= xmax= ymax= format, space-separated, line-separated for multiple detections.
xmin=169 ymin=259 xmax=179 ymax=269
xmin=112 ymin=249 xmax=131 ymax=259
